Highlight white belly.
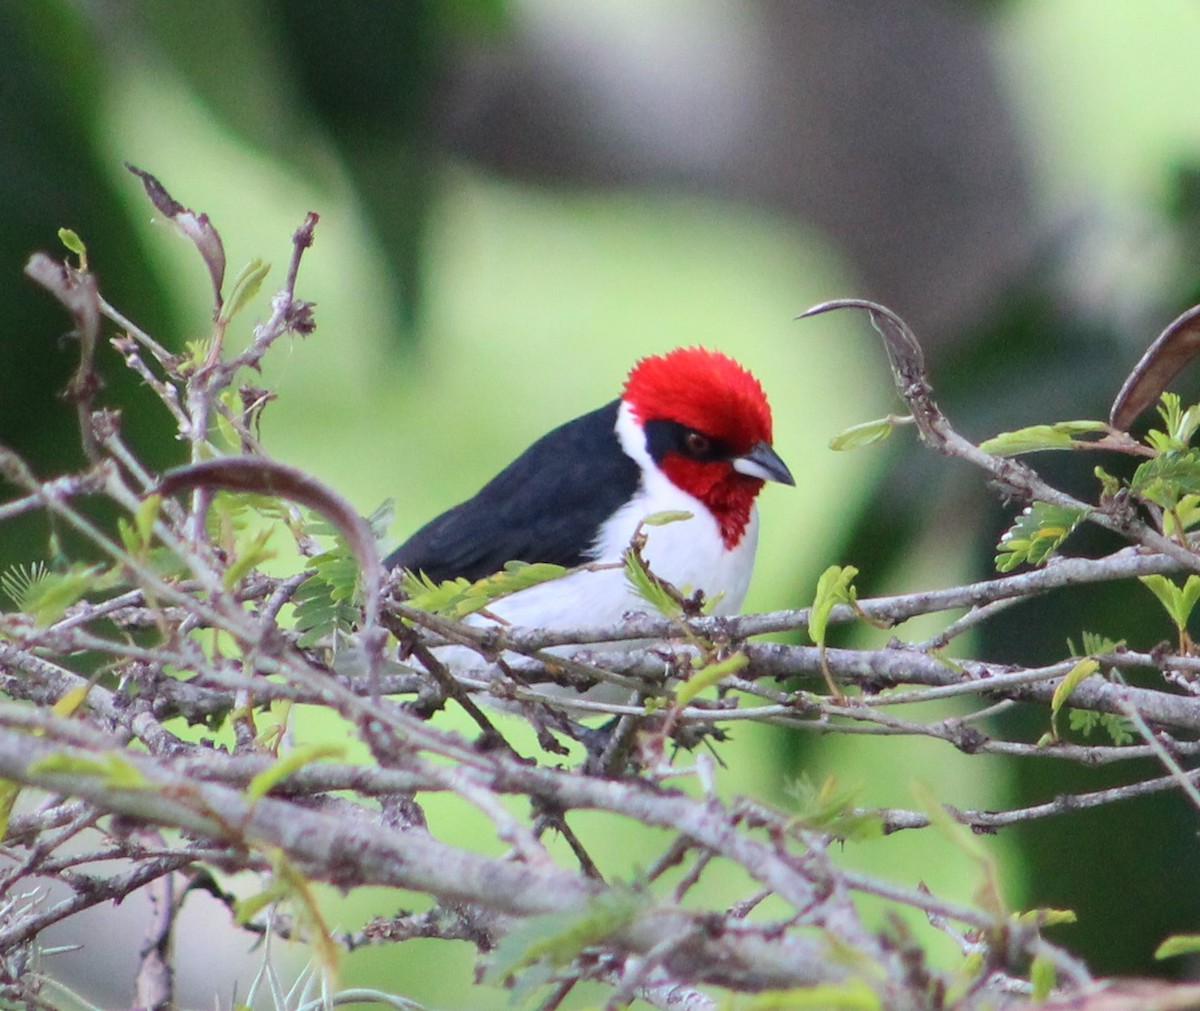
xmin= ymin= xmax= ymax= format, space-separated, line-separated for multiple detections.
xmin=438 ymin=487 xmax=758 ymax=699
xmin=500 ymin=514 xmax=753 ymax=629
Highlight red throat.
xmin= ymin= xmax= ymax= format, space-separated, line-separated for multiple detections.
xmin=623 ymin=347 xmax=775 ymax=549
xmin=657 ymin=458 xmax=762 ymax=548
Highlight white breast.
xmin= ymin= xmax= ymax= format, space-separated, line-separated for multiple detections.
xmin=444 ymin=507 xmax=757 ymax=706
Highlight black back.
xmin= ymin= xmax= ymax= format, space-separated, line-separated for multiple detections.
xmin=386 ymin=401 xmax=642 ymax=582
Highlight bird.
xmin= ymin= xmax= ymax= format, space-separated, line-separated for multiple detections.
xmin=386 ymin=346 xmax=793 ymax=666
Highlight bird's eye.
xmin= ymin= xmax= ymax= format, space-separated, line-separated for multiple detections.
xmin=684 ymin=431 xmax=711 ymax=457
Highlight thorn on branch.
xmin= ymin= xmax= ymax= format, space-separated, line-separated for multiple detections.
xmin=799 ymin=300 xmax=943 ymax=447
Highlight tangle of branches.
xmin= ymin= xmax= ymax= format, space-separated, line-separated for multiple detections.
xmin=4 ymin=168 xmax=1200 ymax=1010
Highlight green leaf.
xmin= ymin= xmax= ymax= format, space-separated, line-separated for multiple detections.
xmin=1156 ymin=392 xmax=1184 ymax=436
xmin=0 ymin=780 xmax=20 ymax=840
xmin=674 ymin=652 xmax=748 ymax=706
xmin=1130 ymin=449 xmax=1200 ymax=509
xmin=786 ymin=774 xmax=884 ymax=841
xmin=367 ymin=498 xmax=395 ymax=543
xmin=474 ymin=561 xmax=569 ymax=606
xmin=1068 ymin=709 xmax=1098 ymax=736
xmin=1013 ymin=907 xmax=1077 ymax=928
xmin=911 ymin=780 xmax=1005 ymax=919
xmin=222 ymin=527 xmax=277 ymax=590
xmin=98 ymin=753 xmax=151 ymax=789
xmin=808 ymin=565 xmax=858 ymax=647
xmin=829 ymin=417 xmax=896 ymax=451
xmin=179 ymin=337 xmax=214 ymax=376
xmin=1166 ymin=493 xmax=1200 ymax=536
xmin=247 ymin=744 xmax=344 ymax=802
xmin=402 ymin=561 xmax=570 ymax=619
xmin=0 ymin=563 xmax=105 ymax=626
xmin=995 ymin=502 xmax=1084 ymax=572
xmin=117 ymin=517 xmax=138 ymax=556
xmin=1156 ymin=933 xmax=1200 ymax=959
xmin=400 ymin=570 xmax=474 ymax=614
xmin=52 ymin=684 xmax=91 ymax=718
xmin=1067 ymin=709 xmax=1134 ymax=746
xmin=293 ymin=581 xmax=358 ymax=647
xmin=1139 ymin=574 xmax=1200 ymax=631
xmin=29 ymin=752 xmax=150 ymax=789
xmin=58 ymin=227 xmax=88 ymax=269
xmin=119 ymin=494 xmax=163 ymax=560
xmin=218 ymin=258 xmax=270 ymax=324
xmin=943 ymin=951 xmax=985 ymax=1009
xmin=291 ymin=511 xmax=385 ymax=646
xmin=1050 ymin=658 xmax=1099 ymax=741
xmin=213 ymin=389 xmax=243 ymax=451
xmin=135 ymin=493 xmax=162 ymax=548
xmin=208 ymin=490 xmax=295 ymax=536
xmin=1094 ymin=465 xmax=1121 ymax=500
xmin=1099 ymin=712 xmax=1135 ymax=745
xmin=640 ymin=509 xmax=693 ymax=526
xmin=623 ymin=549 xmax=682 ymax=617
xmin=1146 ymin=392 xmax=1200 ymax=451
xmin=234 ymin=881 xmax=289 ymax=924
xmin=0 ymin=562 xmax=47 ymax=609
xmin=486 ymin=885 xmax=644 ymax=983
xmin=1029 ymin=955 xmax=1055 ymax=1001
xmin=236 ymin=848 xmax=339 ymax=976
xmin=978 ymin=420 xmax=1107 ymax=456
xmin=1075 ymin=631 xmax=1124 ymax=656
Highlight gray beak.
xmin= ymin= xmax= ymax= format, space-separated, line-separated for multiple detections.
xmin=732 ymin=440 xmax=795 ymax=486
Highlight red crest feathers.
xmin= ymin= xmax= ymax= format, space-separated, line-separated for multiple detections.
xmin=621 ymin=347 xmax=773 ymax=450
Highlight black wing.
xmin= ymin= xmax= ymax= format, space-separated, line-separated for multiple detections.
xmin=385 ymin=400 xmax=641 ymax=583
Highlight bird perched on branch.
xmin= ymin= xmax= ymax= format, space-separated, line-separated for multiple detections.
xmin=387 ymin=346 xmax=792 ymax=650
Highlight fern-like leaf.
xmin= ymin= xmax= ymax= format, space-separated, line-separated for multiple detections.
xmin=1130 ymin=449 xmax=1200 ymax=510
xmin=0 ymin=562 xmax=47 ymax=609
xmin=402 ymin=561 xmax=568 ymax=619
xmin=995 ymin=503 xmax=1084 ymax=572
xmin=1 ymin=563 xmax=107 ymax=625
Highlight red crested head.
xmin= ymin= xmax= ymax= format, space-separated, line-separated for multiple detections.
xmin=621 ymin=347 xmax=790 ymax=548
xmin=623 ymin=347 xmax=774 ymax=449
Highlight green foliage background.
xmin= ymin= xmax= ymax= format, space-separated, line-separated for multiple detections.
xmin=7 ymin=1 xmax=1200 ymax=1006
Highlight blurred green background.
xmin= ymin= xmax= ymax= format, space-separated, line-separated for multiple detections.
xmin=6 ymin=1 xmax=1200 ymax=1006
